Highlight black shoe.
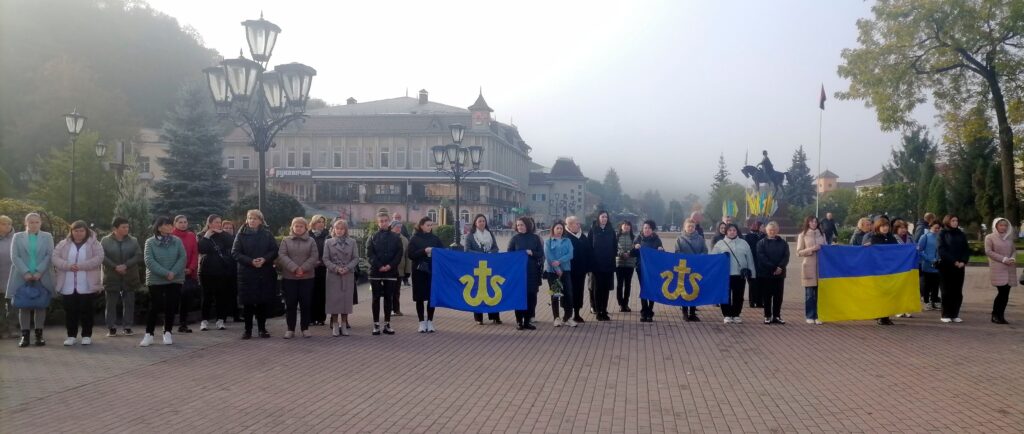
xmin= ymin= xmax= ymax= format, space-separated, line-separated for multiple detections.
xmin=687 ymin=315 xmax=701 ymax=322
xmin=620 ymin=305 xmax=631 ymax=313
xmin=573 ymin=316 xmax=585 ymax=324
xmin=258 ymin=330 xmax=271 ymax=338
xmin=392 ymin=311 xmax=403 ymax=317
xmin=877 ymin=318 xmax=894 ymax=325
xmin=178 ymin=326 xmax=193 ymax=333
xmin=992 ymin=316 xmax=1009 ymax=324
xmin=241 ymin=331 xmax=252 ymax=340
xmin=34 ymin=329 xmax=45 ymax=346
xmin=523 ymin=323 xmax=537 ymax=330
xmin=382 ymin=323 xmax=395 ymax=335
xmin=492 ymin=319 xmax=502 ymax=325
xmin=596 ymin=314 xmax=610 ymax=321
xmin=18 ymin=331 xmax=30 ymax=348
xmin=516 ymin=324 xmax=524 ymax=330
xmin=773 ymin=317 xmax=786 ymax=325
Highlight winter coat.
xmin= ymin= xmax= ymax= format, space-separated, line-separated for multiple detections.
xmin=937 ymin=227 xmax=970 ymax=268
xmin=172 ymin=228 xmax=199 ymax=279
xmin=277 ymin=233 xmax=319 ymax=280
xmin=231 ymin=225 xmax=279 ymax=305
xmin=508 ymin=232 xmax=544 ymax=290
xmin=465 ymin=229 xmax=499 ymax=253
xmin=589 ymin=223 xmax=618 ymax=273
xmin=144 ymin=235 xmax=187 ymax=286
xmin=53 ymin=234 xmax=104 ymax=295
xmin=675 ymin=230 xmax=708 ymax=255
xmin=100 ymin=233 xmax=143 ymax=291
xmin=366 ymin=229 xmax=402 ymax=279
xmin=755 ymin=236 xmax=790 ymax=279
xmin=544 ymin=237 xmax=574 ymax=273
xmin=820 ymin=218 xmax=839 ymax=241
xmin=408 ymin=232 xmax=443 ymax=273
xmin=633 ymin=233 xmax=664 ymax=268
xmin=796 ymin=229 xmax=826 ymax=287
xmin=850 ymin=230 xmax=867 ymax=246
xmin=566 ymin=230 xmax=591 ymax=275
xmin=0 ymin=228 xmax=13 ymax=295
xmin=197 ymin=231 xmax=235 ymax=277
xmin=322 ymin=235 xmax=359 ymax=314
xmin=311 ymin=229 xmax=329 ymax=269
xmin=984 ymin=218 xmax=1017 ymax=287
xmin=912 ymin=219 xmax=928 ymax=243
xmin=711 ymin=236 xmax=757 ymax=278
xmin=918 ymin=232 xmax=939 ymax=274
xmin=615 ymin=232 xmax=637 ymax=268
xmin=863 ymin=232 xmax=897 ymax=246
xmin=5 ymin=231 xmax=56 ymax=299
xmin=397 ymin=234 xmax=411 ymax=277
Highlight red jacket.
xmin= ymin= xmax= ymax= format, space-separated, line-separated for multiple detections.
xmin=172 ymin=228 xmax=199 ymax=279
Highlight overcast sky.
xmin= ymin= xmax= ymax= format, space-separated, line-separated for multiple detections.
xmin=146 ymin=0 xmax=935 ymax=200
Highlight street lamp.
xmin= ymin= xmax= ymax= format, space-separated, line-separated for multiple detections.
xmin=202 ymin=14 xmax=316 ymax=212
xmin=96 ymin=140 xmax=132 ymax=178
xmin=431 ymin=123 xmax=483 ymax=250
xmin=63 ymin=108 xmax=86 ymax=217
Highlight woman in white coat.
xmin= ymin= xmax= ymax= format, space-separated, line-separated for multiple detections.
xmin=52 ymin=221 xmax=104 ymax=345
xmin=711 ymin=224 xmax=756 ymax=324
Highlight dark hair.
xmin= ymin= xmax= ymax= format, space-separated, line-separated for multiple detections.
xmin=929 ymin=221 xmax=942 ymax=229
xmin=642 ymin=219 xmax=657 ymax=233
xmin=111 ymin=217 xmax=130 ymax=229
xmin=550 ymin=219 xmax=567 ymax=236
xmin=203 ymin=214 xmax=222 ymax=233
xmin=800 ymin=216 xmax=820 ymax=234
xmin=469 ymin=214 xmax=489 ymax=234
xmin=152 ymin=216 xmax=174 ymax=236
xmin=717 ymin=222 xmax=727 ymax=234
xmin=942 ymin=214 xmax=958 ymax=228
xmin=725 ymin=223 xmax=740 ymax=237
xmin=66 ymin=220 xmax=92 ymax=241
xmin=415 ymin=216 xmax=433 ymax=233
xmin=592 ymin=210 xmax=610 ymax=230
xmin=617 ymin=220 xmax=635 ymax=240
xmin=516 ymin=216 xmax=535 ymax=234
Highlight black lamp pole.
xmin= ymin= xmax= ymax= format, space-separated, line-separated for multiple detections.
xmin=63 ymin=109 xmax=86 ymax=218
xmin=432 ymin=124 xmax=484 ymax=251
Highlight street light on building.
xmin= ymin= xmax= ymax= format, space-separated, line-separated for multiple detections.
xmin=431 ymin=123 xmax=483 ymax=250
xmin=201 ymin=14 xmax=317 ymax=213
xmin=62 ymin=108 xmax=87 ymax=217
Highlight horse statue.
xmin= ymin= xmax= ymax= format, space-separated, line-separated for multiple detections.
xmin=741 ymin=165 xmax=788 ymax=195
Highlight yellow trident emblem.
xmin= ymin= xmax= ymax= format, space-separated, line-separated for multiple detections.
xmin=660 ymin=259 xmax=702 ymax=301
xmin=461 ymin=261 xmax=504 ymax=307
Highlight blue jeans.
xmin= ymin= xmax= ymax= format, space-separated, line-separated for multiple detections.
xmin=804 ymin=286 xmax=818 ymax=320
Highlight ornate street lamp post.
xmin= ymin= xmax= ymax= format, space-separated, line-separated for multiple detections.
xmin=202 ymin=14 xmax=316 ymax=212
xmin=63 ymin=108 xmax=86 ymax=217
xmin=431 ymin=123 xmax=483 ymax=250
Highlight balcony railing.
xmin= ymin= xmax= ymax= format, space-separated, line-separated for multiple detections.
xmin=366 ymin=194 xmax=406 ymax=204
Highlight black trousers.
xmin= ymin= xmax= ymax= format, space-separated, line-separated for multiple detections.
xmin=200 ymin=274 xmax=234 ymax=321
xmin=592 ymin=271 xmax=614 ymax=315
xmin=549 ymin=272 xmax=574 ymax=320
xmin=312 ymin=266 xmax=327 ymax=323
xmin=415 ymin=301 xmax=435 ymax=321
xmin=392 ymin=278 xmax=403 ymax=314
xmin=762 ymin=278 xmax=784 ymax=319
xmin=921 ymin=272 xmax=940 ymax=303
xmin=570 ymin=268 xmax=587 ymax=314
xmin=939 ymin=266 xmax=965 ymax=318
xmin=993 ymin=285 xmax=1012 ymax=318
xmin=747 ymin=277 xmax=763 ymax=307
xmin=473 ymin=311 xmax=500 ymax=322
xmin=178 ymin=277 xmax=197 ymax=326
xmin=242 ymin=303 xmax=268 ymax=333
xmin=636 ymin=263 xmax=656 ymax=318
xmin=615 ymin=266 xmax=634 ymax=308
xmin=371 ymin=279 xmax=397 ymax=323
xmin=63 ymin=292 xmax=96 ymax=338
xmin=721 ymin=276 xmax=746 ymax=317
xmin=146 ymin=284 xmax=181 ymax=335
xmin=282 ymin=278 xmax=314 ymax=331
xmin=514 ymin=287 xmax=539 ymax=325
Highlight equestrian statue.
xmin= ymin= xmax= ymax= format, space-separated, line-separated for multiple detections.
xmin=741 ymin=150 xmax=789 ymax=195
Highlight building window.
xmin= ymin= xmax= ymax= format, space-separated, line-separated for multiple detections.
xmin=302 ymin=147 xmax=311 ymax=168
xmin=460 ymin=209 xmax=470 ymax=223
xmin=411 ymin=144 xmax=423 ymax=168
xmin=347 ymin=144 xmax=358 ymax=169
xmin=427 ymin=209 xmax=438 ymax=222
xmin=287 ymin=149 xmax=296 ymax=168
xmin=226 ymin=156 xmax=235 ymax=169
xmin=271 ymin=151 xmax=281 ymax=168
xmin=380 ymin=144 xmax=390 ymax=168
xmin=241 ymin=156 xmax=251 ymax=169
xmin=541 ymin=194 xmax=546 ymax=202
xmin=137 ymin=156 xmax=151 ymax=173
xmin=318 ymin=151 xmax=328 ymax=168
xmin=365 ymin=143 xmax=376 ymax=168
xmin=396 ymin=144 xmax=407 ymax=168
xmin=333 ymin=146 xmax=343 ymax=168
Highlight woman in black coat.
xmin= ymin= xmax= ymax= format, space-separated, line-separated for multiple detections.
xmin=508 ymin=216 xmax=544 ymax=330
xmin=589 ymin=211 xmax=617 ymax=321
xmin=309 ymin=215 xmax=330 ymax=326
xmin=197 ymin=214 xmax=236 ymax=331
xmin=862 ymin=217 xmax=898 ymax=325
xmin=937 ymin=214 xmax=969 ymax=323
xmin=408 ymin=217 xmax=444 ymax=333
xmin=634 ymin=220 xmax=664 ymax=322
xmin=231 ymin=210 xmax=279 ymax=339
xmin=755 ymin=222 xmax=789 ymax=324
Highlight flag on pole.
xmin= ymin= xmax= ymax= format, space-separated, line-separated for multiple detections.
xmin=819 ymin=84 xmax=827 ymax=110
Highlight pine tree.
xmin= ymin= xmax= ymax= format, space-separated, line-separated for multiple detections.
xmin=925 ymin=176 xmax=947 ymax=218
xmin=113 ymin=150 xmax=152 ymax=241
xmin=151 ymin=83 xmax=230 ymax=225
xmin=711 ymin=153 xmax=730 ymax=193
xmin=29 ymin=131 xmax=117 ymax=225
xmin=602 ymin=168 xmax=623 ymax=211
xmin=784 ymin=146 xmax=815 ymax=207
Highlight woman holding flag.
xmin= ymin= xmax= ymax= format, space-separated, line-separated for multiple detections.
xmin=509 ymin=217 xmax=543 ymax=330
xmin=466 ymin=214 xmax=501 ymax=325
xmin=545 ymin=220 xmax=575 ymax=327
xmin=984 ymin=218 xmax=1015 ymax=324
xmin=634 ymin=220 xmax=664 ymax=322
xmin=711 ymin=224 xmax=755 ymax=324
xmin=674 ymin=218 xmax=706 ymax=322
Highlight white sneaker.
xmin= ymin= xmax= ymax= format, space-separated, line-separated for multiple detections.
xmin=162 ymin=331 xmax=173 ymax=345
xmin=953 ymin=317 xmax=963 ymax=323
xmin=940 ymin=318 xmax=952 ymax=323
xmin=284 ymin=331 xmax=294 ymax=339
xmin=418 ymin=321 xmax=427 ymax=333
xmin=732 ymin=317 xmax=743 ymax=324
xmin=216 ymin=319 xmax=225 ymax=330
xmin=63 ymin=337 xmax=76 ymax=346
xmin=200 ymin=320 xmax=209 ymax=331
xmin=805 ymin=319 xmax=815 ymax=324
xmin=139 ymin=333 xmax=154 ymax=347
xmin=895 ymin=314 xmax=906 ymax=318
xmin=426 ymin=320 xmax=436 ymax=333
xmin=904 ymin=313 xmax=913 ymax=318
xmin=814 ymin=320 xmax=823 ymax=325
xmin=332 ymin=324 xmax=340 ymax=337
xmin=554 ymin=319 xmax=562 ymax=327
xmin=81 ymin=337 xmax=92 ymax=345
xmin=340 ymin=326 xmax=350 ymax=336
xmin=724 ymin=317 xmax=733 ymax=324
xmin=565 ymin=318 xmax=578 ymax=327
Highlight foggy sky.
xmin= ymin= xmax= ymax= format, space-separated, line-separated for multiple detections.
xmin=145 ymin=0 xmax=936 ymax=201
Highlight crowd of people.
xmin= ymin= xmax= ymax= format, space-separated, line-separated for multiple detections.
xmin=0 ymin=207 xmax=1016 ymax=348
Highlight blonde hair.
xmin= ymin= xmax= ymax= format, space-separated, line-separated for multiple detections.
xmin=0 ymin=215 xmax=12 ymax=225
xmin=310 ymin=214 xmax=328 ymax=227
xmin=331 ymin=219 xmax=349 ymax=237
xmin=764 ymin=221 xmax=779 ymax=231
xmin=857 ymin=217 xmax=871 ymax=231
xmin=290 ymin=217 xmax=308 ymax=233
xmin=245 ymin=209 xmax=264 ymax=222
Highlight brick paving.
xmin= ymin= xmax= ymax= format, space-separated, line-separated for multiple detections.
xmin=1 ymin=257 xmax=1022 ymax=433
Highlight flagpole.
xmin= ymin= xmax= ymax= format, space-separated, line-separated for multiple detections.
xmin=815 ymin=108 xmax=823 ymax=218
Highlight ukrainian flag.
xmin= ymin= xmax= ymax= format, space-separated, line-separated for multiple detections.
xmin=818 ymin=244 xmax=921 ymax=322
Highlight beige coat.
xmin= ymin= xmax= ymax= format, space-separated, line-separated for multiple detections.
xmin=277 ymin=234 xmax=319 ymax=280
xmin=796 ymin=229 xmax=826 ymax=287
xmin=52 ymin=235 xmax=104 ymax=295
xmin=984 ymin=218 xmax=1017 ymax=287
xmin=322 ymin=236 xmax=359 ymax=314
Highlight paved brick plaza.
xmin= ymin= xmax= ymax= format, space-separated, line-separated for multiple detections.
xmin=2 ymin=258 xmax=1022 ymax=433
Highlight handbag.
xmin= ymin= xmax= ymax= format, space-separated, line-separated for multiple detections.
xmin=13 ymin=281 xmax=51 ymax=309
xmin=722 ymin=239 xmax=752 ymax=278
xmin=416 ymin=261 xmax=431 ymax=274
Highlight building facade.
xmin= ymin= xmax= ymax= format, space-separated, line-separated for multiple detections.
xmin=527 ymin=157 xmax=588 ymax=227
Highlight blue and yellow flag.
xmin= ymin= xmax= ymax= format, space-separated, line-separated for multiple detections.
xmin=638 ymin=248 xmax=730 ymax=306
xmin=430 ymin=250 xmax=527 ymax=313
xmin=818 ymin=244 xmax=921 ymax=322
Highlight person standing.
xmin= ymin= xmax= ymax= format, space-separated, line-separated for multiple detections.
xmin=820 ymin=212 xmax=838 ymax=245
xmin=0 ymin=216 xmax=15 ymax=340
xmin=367 ymin=212 xmax=402 ymax=335
xmin=322 ymin=219 xmax=358 ymax=337
xmin=278 ymin=217 xmax=319 ymax=338
xmin=171 ymin=215 xmax=198 ymax=333
xmin=6 ymin=213 xmax=55 ymax=347
xmin=197 ymin=215 xmax=234 ymax=331
xmin=101 ymin=217 xmax=143 ymax=337
xmin=509 ymin=217 xmax=543 ymax=330
xmin=589 ymin=211 xmax=617 ymax=321
xmin=52 ymin=221 xmax=104 ymax=346
xmin=796 ymin=216 xmax=826 ymax=325
xmin=936 ymin=214 xmax=969 ymax=323
xmin=710 ymin=222 xmax=728 ymax=246
xmin=390 ymin=221 xmax=410 ymax=317
xmin=675 ymin=218 xmax=707 ymax=321
xmin=918 ymin=221 xmax=942 ymax=310
xmin=408 ymin=217 xmax=443 ymax=333
xmin=756 ymin=222 xmax=789 ymax=324
xmin=913 ymin=213 xmax=935 ymax=243
xmin=634 ymin=220 xmax=664 ymax=322
xmin=391 ymin=212 xmax=412 ymax=287
xmin=309 ymin=215 xmax=329 ymax=326
xmin=984 ymin=218 xmax=1016 ymax=324
xmin=850 ymin=218 xmax=871 ymax=245
xmin=545 ymin=220 xmax=575 ymax=327
xmin=565 ymin=216 xmax=591 ymax=323
xmin=140 ymin=216 xmax=186 ymax=347
xmin=711 ymin=224 xmax=755 ymax=324
xmin=614 ymin=221 xmax=637 ymax=312
xmin=221 ymin=220 xmax=242 ymax=322
xmin=863 ymin=217 xmax=898 ymax=325
xmin=689 ymin=211 xmax=705 ymax=237
xmin=465 ymin=214 xmax=501 ymax=325
xmin=743 ymin=220 xmax=766 ymax=308
xmin=232 ymin=209 xmax=279 ymax=339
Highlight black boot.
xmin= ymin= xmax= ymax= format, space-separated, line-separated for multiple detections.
xmin=34 ymin=329 xmax=46 ymax=346
xmin=18 ymin=330 xmax=30 ymax=348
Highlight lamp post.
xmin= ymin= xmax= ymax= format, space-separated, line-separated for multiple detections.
xmin=63 ymin=109 xmax=86 ymax=217
xmin=431 ymin=123 xmax=483 ymax=250
xmin=202 ymin=14 xmax=316 ymax=213
xmin=95 ymin=140 xmax=132 ymax=179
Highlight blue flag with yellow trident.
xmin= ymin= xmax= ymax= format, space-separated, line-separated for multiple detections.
xmin=638 ymin=247 xmax=730 ymax=306
xmin=430 ymin=249 xmax=527 ymax=313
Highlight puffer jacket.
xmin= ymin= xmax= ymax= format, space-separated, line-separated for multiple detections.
xmin=937 ymin=226 xmax=970 ymax=267
xmin=984 ymin=218 xmax=1017 ymax=287
xmin=366 ymin=228 xmax=402 ymax=279
xmin=675 ymin=230 xmax=707 ymax=254
xmin=144 ymin=235 xmax=187 ymax=286
xmin=918 ymin=231 xmax=939 ymax=274
xmin=52 ymin=233 xmax=104 ymax=294
xmin=615 ymin=232 xmax=636 ymax=268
